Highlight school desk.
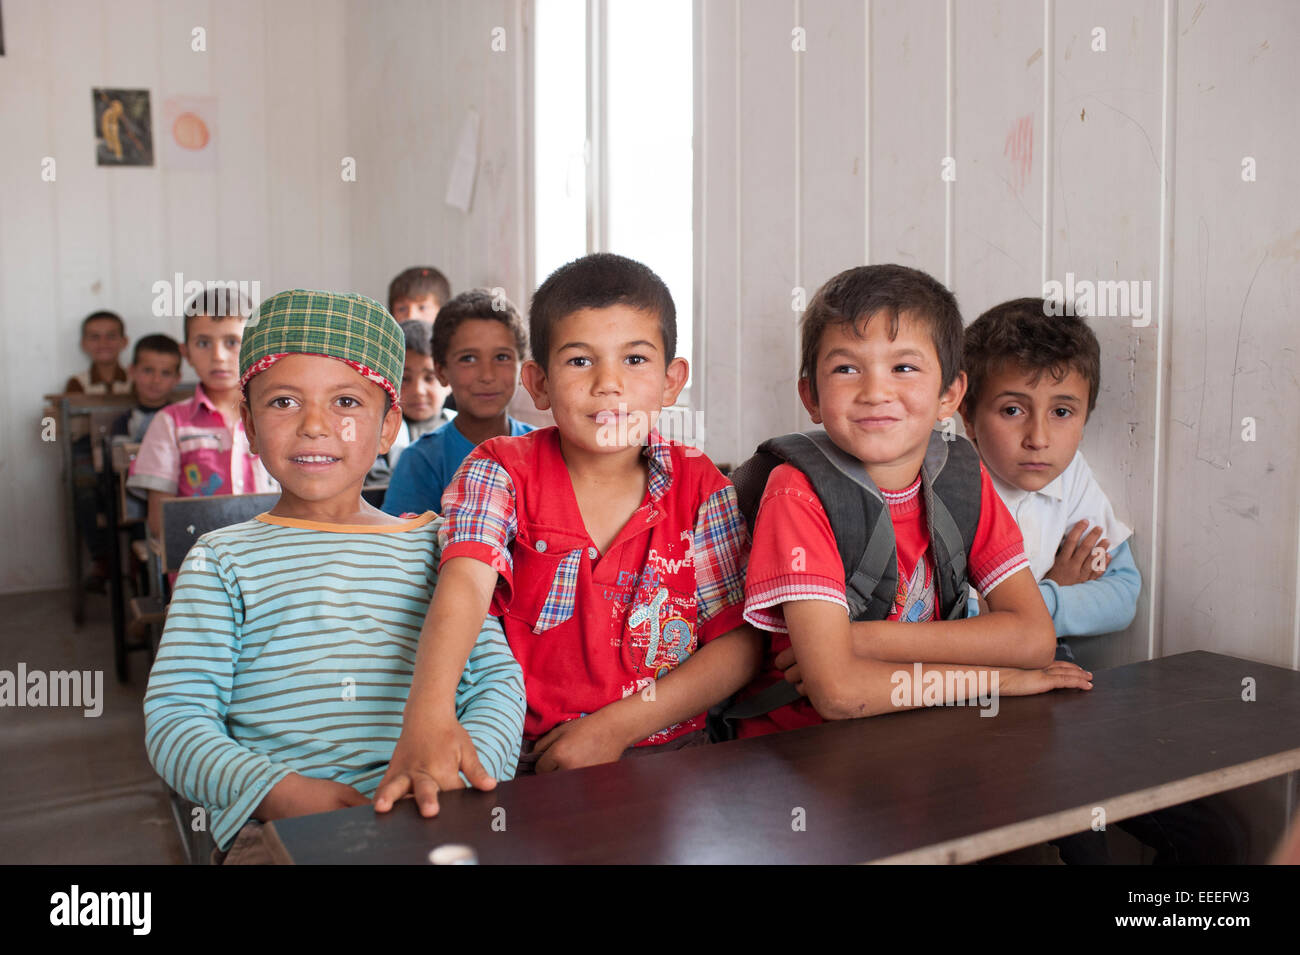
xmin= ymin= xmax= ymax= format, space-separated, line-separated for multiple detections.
xmin=45 ymin=387 xmax=192 ymax=625
xmin=264 ymin=651 xmax=1300 ymax=864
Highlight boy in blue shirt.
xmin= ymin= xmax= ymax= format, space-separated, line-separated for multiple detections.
xmin=144 ymin=289 xmax=524 ymax=863
xmin=382 ymin=289 xmax=534 ymax=516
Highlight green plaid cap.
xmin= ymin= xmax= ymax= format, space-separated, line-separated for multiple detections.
xmin=239 ymin=289 xmax=405 ymax=404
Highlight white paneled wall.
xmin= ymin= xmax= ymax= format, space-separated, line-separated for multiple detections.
xmin=695 ymin=0 xmax=1300 ymax=670
xmin=0 ymin=0 xmax=352 ymax=592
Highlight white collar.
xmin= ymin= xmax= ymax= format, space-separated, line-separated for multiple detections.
xmin=987 ymin=456 xmax=1071 ymax=505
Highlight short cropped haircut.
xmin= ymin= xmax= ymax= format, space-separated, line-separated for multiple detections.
xmin=800 ymin=264 xmax=963 ymax=402
xmin=400 ymin=319 xmax=433 ymax=359
xmin=962 ymin=297 xmax=1101 ymax=416
xmin=132 ymin=333 xmax=182 ymax=366
xmin=81 ymin=310 xmax=125 ymax=336
xmin=388 ymin=267 xmax=451 ymax=312
xmin=181 ymin=285 xmax=254 ymax=343
xmin=432 ymin=288 xmax=528 ymax=368
xmin=529 ymin=253 xmax=675 ymax=369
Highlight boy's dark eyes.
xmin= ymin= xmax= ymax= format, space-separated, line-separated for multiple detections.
xmin=336 ymin=396 xmax=361 ymax=408
xmin=1052 ymin=407 xmax=1074 ymax=418
xmin=830 ymin=364 xmax=858 ymax=375
xmin=268 ymin=396 xmax=296 ymax=409
xmin=566 ymin=355 xmax=592 ymax=367
xmin=894 ymin=364 xmax=919 ymax=373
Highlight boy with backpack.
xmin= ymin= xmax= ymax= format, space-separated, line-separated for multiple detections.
xmin=727 ymin=265 xmax=1091 ymax=737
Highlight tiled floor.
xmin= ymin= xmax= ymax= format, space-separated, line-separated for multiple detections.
xmin=0 ymin=589 xmax=185 ymax=864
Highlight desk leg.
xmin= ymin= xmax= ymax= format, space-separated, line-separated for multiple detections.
xmin=60 ymin=399 xmax=86 ymax=626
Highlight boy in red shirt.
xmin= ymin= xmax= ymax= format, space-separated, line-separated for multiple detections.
xmin=733 ymin=265 xmax=1092 ymax=738
xmin=376 ymin=253 xmax=762 ymax=814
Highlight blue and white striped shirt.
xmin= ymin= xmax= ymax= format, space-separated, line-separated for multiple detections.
xmin=143 ymin=511 xmax=525 ymax=850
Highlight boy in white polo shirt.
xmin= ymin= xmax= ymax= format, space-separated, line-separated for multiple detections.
xmin=959 ymin=297 xmax=1139 ymax=663
xmin=960 ymin=297 xmax=1245 ymax=865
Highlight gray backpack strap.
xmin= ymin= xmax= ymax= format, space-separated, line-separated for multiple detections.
xmin=921 ymin=431 xmax=982 ymax=619
xmin=759 ymin=431 xmax=899 ymax=619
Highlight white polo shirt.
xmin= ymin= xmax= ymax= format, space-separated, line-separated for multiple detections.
xmin=986 ymin=450 xmax=1133 ymax=583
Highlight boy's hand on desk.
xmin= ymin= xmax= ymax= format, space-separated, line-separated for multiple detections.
xmin=372 ymin=717 xmax=495 ymax=817
xmin=533 ymin=712 xmax=629 ymax=773
xmin=255 ymin=773 xmax=368 ymax=821
xmin=1046 ymin=521 xmax=1109 ymax=587
xmin=1000 ymin=660 xmax=1093 ymax=697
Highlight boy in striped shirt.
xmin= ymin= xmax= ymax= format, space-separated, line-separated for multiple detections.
xmin=143 ymin=290 xmax=525 ymax=863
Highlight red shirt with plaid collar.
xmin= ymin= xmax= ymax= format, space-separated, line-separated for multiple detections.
xmin=439 ymin=426 xmax=749 ymax=745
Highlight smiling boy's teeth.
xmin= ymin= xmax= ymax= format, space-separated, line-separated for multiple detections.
xmin=294 ymin=455 xmax=337 ymax=463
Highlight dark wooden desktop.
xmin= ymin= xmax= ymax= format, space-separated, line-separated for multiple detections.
xmin=266 ymin=651 xmax=1300 ymax=864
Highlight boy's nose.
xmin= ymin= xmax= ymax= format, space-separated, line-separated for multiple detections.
xmin=593 ymin=364 xmax=624 ymax=394
xmin=1023 ymin=415 xmax=1050 ymax=447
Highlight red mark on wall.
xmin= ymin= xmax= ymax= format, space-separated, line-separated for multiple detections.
xmin=1004 ymin=114 xmax=1034 ymax=196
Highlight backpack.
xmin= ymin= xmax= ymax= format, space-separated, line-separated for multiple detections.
xmin=713 ymin=429 xmax=983 ymax=732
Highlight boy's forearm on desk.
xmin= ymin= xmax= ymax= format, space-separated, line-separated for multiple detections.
xmin=848 ymin=614 xmax=1049 ymax=668
xmin=597 ymin=625 xmax=764 ymax=747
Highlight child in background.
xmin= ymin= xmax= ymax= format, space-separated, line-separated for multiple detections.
xmin=388 ymin=265 xmax=451 ymax=324
xmin=64 ymin=310 xmax=132 ymax=395
xmin=144 ymin=289 xmax=524 ymax=863
xmin=112 ymin=334 xmax=183 ymax=526
xmin=729 ymin=265 xmax=1090 ymax=740
xmin=389 ymin=265 xmax=454 ymax=413
xmin=111 ymin=334 xmax=183 ymax=442
xmin=375 ymin=253 xmax=762 ymax=816
xmin=959 ymin=297 xmax=1139 ymax=660
xmin=127 ymin=287 xmax=275 ymax=542
xmin=382 ymin=290 xmax=534 ymax=517
xmin=365 ymin=321 xmax=451 ymax=485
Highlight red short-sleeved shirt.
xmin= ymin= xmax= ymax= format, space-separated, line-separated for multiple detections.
xmin=439 ymin=427 xmax=749 ymax=744
xmin=736 ymin=461 xmax=1029 ymax=738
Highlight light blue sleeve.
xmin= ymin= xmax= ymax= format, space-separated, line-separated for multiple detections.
xmin=453 ymin=615 xmax=526 ymax=782
xmin=142 ymin=540 xmax=292 ymax=850
xmin=1037 ymin=539 xmax=1141 ymax=638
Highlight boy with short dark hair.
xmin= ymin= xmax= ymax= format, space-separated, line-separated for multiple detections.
xmin=111 ymin=334 xmax=183 ymax=442
xmin=381 ymin=289 xmax=534 ymax=517
xmin=388 ymin=266 xmax=451 ymax=323
xmin=729 ymin=265 xmax=1090 ymax=739
xmin=365 ymin=320 xmax=451 ymax=485
xmin=64 ymin=310 xmax=132 ymax=395
xmin=375 ymin=253 xmax=762 ymax=815
xmin=959 ymin=297 xmax=1139 ymax=661
xmin=128 ymin=287 xmax=275 ymax=541
xmin=144 ymin=290 xmax=524 ymax=863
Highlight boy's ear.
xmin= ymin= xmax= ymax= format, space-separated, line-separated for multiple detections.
xmin=661 ymin=357 xmax=689 ymax=407
xmin=937 ymin=370 xmax=967 ymax=421
xmin=520 ymin=360 xmax=552 ymax=411
xmin=434 ymin=362 xmax=451 ymax=388
xmin=376 ymin=400 xmax=404 ymax=455
xmin=239 ymin=397 xmax=257 ymax=455
xmin=178 ymin=342 xmax=191 ymax=365
xmin=796 ymin=377 xmax=823 ymax=425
